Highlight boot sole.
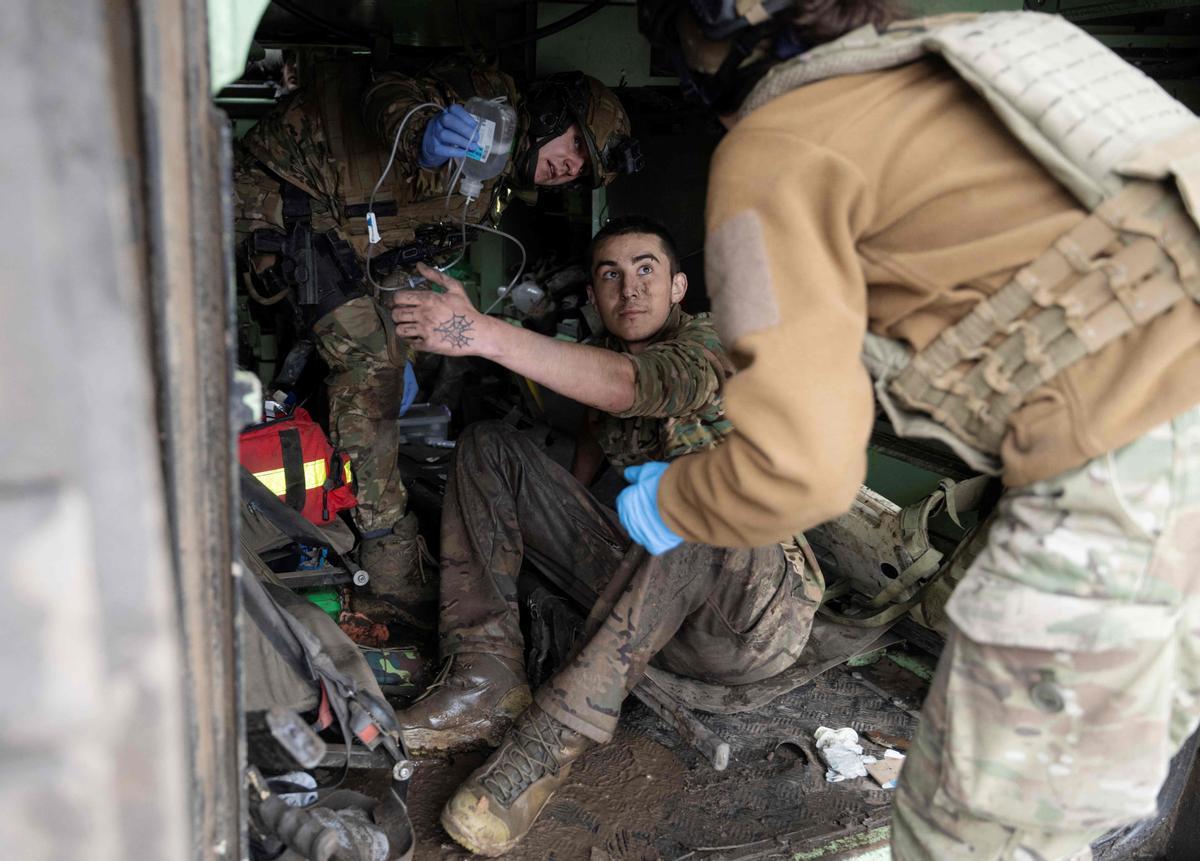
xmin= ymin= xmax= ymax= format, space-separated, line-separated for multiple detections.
xmin=400 ymin=717 xmax=509 ymax=756
xmin=401 ymin=687 xmax=532 ymax=756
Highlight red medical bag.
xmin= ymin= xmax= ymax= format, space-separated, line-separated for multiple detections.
xmin=239 ymin=407 xmax=356 ymax=524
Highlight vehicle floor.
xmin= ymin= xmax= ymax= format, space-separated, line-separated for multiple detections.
xmin=358 ymin=656 xmax=925 ymax=860
xmin=360 ymin=427 xmax=923 ymax=858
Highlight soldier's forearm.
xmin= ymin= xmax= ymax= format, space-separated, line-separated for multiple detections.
xmin=393 ymin=266 xmax=634 ymax=412
xmin=479 ymin=320 xmax=636 ymax=414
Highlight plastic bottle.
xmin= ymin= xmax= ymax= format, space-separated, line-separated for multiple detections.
xmin=508 ymin=276 xmax=546 ymax=315
xmin=458 ymin=96 xmax=518 ymax=199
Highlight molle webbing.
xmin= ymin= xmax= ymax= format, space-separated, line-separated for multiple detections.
xmin=891 ymin=181 xmax=1200 ymax=452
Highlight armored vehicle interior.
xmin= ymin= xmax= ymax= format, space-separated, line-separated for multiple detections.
xmin=4 ymin=1 xmax=1196 ymax=859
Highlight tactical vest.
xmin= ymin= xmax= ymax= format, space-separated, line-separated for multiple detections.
xmin=743 ymin=12 xmax=1200 ymax=470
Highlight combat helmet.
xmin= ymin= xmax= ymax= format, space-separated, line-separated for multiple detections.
xmin=519 ymin=72 xmax=643 ymax=189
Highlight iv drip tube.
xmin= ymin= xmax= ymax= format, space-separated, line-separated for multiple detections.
xmin=364 ymin=98 xmax=527 ymax=305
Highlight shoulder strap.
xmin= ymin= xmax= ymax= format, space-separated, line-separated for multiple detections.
xmin=926 ymin=13 xmax=1199 ymax=215
xmin=740 ymin=14 xmax=973 ymax=117
xmin=743 ymin=11 xmax=1200 ymax=222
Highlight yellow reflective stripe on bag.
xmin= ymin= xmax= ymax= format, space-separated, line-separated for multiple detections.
xmin=253 ymin=458 xmax=329 ymax=497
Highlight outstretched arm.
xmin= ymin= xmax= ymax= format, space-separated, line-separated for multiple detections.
xmin=392 ymin=263 xmax=637 ymax=414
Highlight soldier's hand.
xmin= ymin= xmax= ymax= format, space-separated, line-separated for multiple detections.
xmin=392 ymin=263 xmax=489 ymax=358
xmin=618 ymin=462 xmax=684 ymax=556
xmin=419 ymin=105 xmax=480 ymax=168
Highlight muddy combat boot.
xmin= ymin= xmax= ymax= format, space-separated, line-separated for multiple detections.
xmin=357 ymin=512 xmax=437 ymax=629
xmin=397 ymin=653 xmax=532 ymax=755
xmin=440 ymin=704 xmax=594 ymax=857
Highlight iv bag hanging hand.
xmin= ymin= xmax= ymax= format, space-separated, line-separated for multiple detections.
xmin=420 ymin=105 xmax=480 ymax=168
xmin=457 ymin=97 xmax=518 ymax=199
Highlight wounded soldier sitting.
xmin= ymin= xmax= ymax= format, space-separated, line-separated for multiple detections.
xmin=391 ymin=215 xmax=822 ymax=856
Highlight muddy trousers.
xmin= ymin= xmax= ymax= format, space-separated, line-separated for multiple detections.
xmin=892 ymin=405 xmax=1200 ymax=861
xmin=312 ymin=296 xmax=409 ymax=535
xmin=438 ymin=421 xmax=815 ymax=744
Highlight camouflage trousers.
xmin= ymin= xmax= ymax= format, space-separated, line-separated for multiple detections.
xmin=892 ymin=404 xmax=1200 ymax=860
xmin=312 ymin=296 xmax=408 ymax=535
xmin=438 ymin=421 xmax=820 ymax=743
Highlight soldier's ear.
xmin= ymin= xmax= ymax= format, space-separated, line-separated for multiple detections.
xmin=670 ymin=271 xmax=687 ymax=305
xmin=586 ymin=283 xmax=597 ymax=306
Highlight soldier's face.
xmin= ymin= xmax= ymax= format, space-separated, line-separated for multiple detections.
xmin=534 ymin=124 xmax=590 ymax=186
xmin=588 ymin=233 xmax=687 ymax=352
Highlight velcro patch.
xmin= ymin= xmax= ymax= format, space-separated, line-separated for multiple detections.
xmin=705 ymin=211 xmax=781 ymax=345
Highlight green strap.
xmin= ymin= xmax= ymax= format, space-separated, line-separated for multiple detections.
xmin=866 ymin=548 xmax=944 ymax=611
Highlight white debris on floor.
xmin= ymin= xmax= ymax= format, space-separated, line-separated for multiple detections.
xmin=816 ymin=726 xmax=874 ymax=782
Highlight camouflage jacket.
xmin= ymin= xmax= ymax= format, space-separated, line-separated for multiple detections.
xmin=588 ymin=306 xmax=736 ymax=467
xmin=234 ymin=58 xmax=526 ymax=256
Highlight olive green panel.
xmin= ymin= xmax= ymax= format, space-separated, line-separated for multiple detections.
xmin=383 ymin=0 xmax=471 ymax=48
xmin=864 ymin=450 xmax=946 ymax=507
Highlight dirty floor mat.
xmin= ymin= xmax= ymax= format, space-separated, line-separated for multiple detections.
xmin=354 ymin=658 xmax=924 ymax=860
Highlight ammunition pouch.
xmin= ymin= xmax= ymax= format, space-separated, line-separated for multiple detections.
xmin=889 ymin=181 xmax=1200 ymax=454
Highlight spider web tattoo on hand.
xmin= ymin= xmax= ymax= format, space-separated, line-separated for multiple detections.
xmin=433 ymin=314 xmax=474 ymax=349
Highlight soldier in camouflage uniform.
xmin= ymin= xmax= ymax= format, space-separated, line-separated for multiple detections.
xmin=233 ymin=58 xmax=639 ymax=618
xmin=891 ymin=409 xmax=1200 ymax=859
xmin=389 ymin=216 xmax=823 ymax=855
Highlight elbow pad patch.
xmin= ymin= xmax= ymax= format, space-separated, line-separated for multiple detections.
xmin=705 ymin=210 xmax=781 ymax=345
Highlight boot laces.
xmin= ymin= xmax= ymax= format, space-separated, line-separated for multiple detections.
xmin=479 ymin=711 xmax=571 ymax=807
xmin=411 ymin=654 xmax=457 ymax=703
xmin=414 ymin=534 xmax=437 ymax=583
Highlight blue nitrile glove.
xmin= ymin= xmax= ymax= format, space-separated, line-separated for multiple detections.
xmin=419 ymin=105 xmax=480 ymax=168
xmin=400 ymin=362 xmax=418 ymax=417
xmin=618 ymin=462 xmax=685 ymax=556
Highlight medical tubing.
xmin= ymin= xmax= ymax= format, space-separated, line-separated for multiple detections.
xmin=376 ymin=198 xmax=472 ymax=293
xmin=365 ymin=97 xmax=525 ymax=301
xmin=435 ymin=197 xmax=472 ymax=274
xmin=479 ymin=219 xmax=528 ymax=315
xmin=365 ymin=100 xmax=442 ymax=291
xmin=444 ymin=158 xmax=465 ymax=206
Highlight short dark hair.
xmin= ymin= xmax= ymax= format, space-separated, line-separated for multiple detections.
xmin=589 ymin=215 xmax=681 ymax=276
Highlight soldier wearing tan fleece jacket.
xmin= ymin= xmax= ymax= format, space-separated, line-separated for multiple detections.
xmin=624 ymin=6 xmax=1200 ymax=860
xmin=659 ymin=57 xmax=1200 ymax=548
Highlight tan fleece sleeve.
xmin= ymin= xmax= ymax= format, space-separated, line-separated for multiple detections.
xmin=657 ymin=128 xmax=876 ymax=548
